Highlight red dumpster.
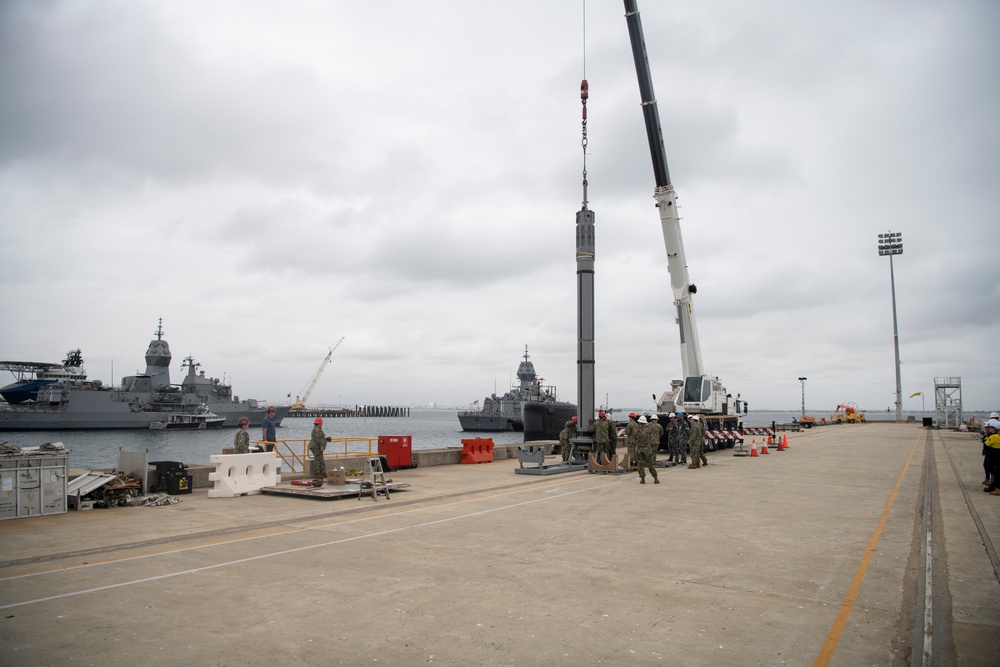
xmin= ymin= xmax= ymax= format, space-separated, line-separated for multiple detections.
xmin=377 ymin=435 xmax=413 ymax=470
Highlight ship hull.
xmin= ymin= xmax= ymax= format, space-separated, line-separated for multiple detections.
xmin=457 ymin=412 xmax=523 ymax=432
xmin=0 ymin=392 xmax=288 ymax=431
xmin=0 ymin=380 xmax=55 ymax=406
xmin=1 ymin=323 xmax=288 ymax=432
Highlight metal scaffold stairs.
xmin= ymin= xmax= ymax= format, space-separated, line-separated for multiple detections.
xmin=358 ymin=456 xmax=390 ymax=502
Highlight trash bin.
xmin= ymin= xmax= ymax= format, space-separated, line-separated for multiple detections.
xmin=165 ymin=473 xmax=192 ymax=495
xmin=149 ymin=461 xmax=188 ymax=493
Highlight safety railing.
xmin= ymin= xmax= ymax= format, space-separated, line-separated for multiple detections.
xmin=251 ymin=437 xmax=379 ymax=474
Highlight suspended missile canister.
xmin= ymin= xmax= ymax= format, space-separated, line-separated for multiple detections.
xmin=575 ymin=78 xmax=596 ymax=437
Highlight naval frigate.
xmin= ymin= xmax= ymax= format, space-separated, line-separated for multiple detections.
xmin=458 ymin=347 xmax=576 ymax=441
xmin=0 ymin=321 xmax=289 ymax=431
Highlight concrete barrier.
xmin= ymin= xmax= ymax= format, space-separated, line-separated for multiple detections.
xmin=208 ymin=452 xmax=279 ymax=498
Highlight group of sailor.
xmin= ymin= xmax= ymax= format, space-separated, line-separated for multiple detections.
xmin=557 ymin=410 xmax=711 ymax=483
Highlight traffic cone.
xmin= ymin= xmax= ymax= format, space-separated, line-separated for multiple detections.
xmin=777 ymin=435 xmax=787 ymax=451
xmin=782 ymin=434 xmax=790 ymax=449
xmin=761 ymin=438 xmax=769 ymax=454
xmin=749 ymin=439 xmax=758 ymax=457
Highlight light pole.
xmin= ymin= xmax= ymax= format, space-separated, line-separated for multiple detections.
xmin=877 ymin=231 xmax=903 ymax=423
xmin=798 ymin=377 xmax=807 ymax=420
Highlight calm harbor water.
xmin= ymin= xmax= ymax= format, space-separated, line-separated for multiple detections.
xmin=0 ymin=408 xmax=958 ymax=470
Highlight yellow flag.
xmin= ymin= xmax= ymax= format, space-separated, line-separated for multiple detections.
xmin=909 ymin=391 xmax=922 ymax=398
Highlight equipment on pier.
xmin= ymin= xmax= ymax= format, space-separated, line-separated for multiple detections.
xmin=623 ymin=0 xmax=744 ymax=428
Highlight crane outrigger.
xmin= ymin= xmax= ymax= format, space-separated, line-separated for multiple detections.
xmin=623 ymin=0 xmax=745 ymax=428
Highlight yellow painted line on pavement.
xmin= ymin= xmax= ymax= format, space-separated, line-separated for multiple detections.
xmin=813 ymin=431 xmax=923 ymax=667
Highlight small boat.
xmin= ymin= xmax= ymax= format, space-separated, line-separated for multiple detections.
xmin=149 ymin=406 xmax=225 ymax=430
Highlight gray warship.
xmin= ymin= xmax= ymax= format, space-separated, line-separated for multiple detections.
xmin=458 ymin=346 xmax=576 ymax=441
xmin=0 ymin=321 xmax=289 ymax=431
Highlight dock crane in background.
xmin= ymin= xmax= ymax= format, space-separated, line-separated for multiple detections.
xmin=292 ymin=337 xmax=345 ymax=410
xmin=623 ymin=0 xmax=744 ymax=428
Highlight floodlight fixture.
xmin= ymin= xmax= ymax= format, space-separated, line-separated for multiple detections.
xmin=877 ymin=231 xmax=904 ymax=422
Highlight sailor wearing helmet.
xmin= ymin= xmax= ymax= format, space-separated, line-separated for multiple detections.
xmin=625 ymin=412 xmax=642 ymax=468
xmin=983 ymin=419 xmax=1000 ymax=495
xmin=982 ymin=412 xmax=999 ymax=486
xmin=310 ymin=417 xmax=332 ymax=481
xmin=634 ymin=415 xmax=659 ymax=484
xmin=687 ymin=414 xmax=707 ymax=469
xmin=666 ymin=412 xmax=685 ymax=465
xmin=559 ymin=416 xmax=579 ymax=462
xmin=590 ymin=411 xmax=618 ymax=462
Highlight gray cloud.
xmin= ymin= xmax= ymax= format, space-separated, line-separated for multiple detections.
xmin=1 ymin=0 xmax=997 ymax=413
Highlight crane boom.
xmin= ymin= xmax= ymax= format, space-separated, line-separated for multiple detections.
xmin=293 ymin=337 xmax=344 ymax=409
xmin=624 ymin=0 xmax=703 ymax=381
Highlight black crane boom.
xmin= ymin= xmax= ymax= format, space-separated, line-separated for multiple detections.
xmin=624 ymin=0 xmax=671 ymax=188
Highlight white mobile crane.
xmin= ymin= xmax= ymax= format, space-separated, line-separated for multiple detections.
xmin=624 ymin=1 xmax=745 ymax=429
xmin=292 ymin=337 xmax=345 ymax=410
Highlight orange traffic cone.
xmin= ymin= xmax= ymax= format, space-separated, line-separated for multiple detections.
xmin=782 ymin=434 xmax=790 ymax=449
xmin=749 ymin=439 xmax=758 ymax=457
xmin=761 ymin=438 xmax=770 ymax=454
xmin=777 ymin=435 xmax=787 ymax=451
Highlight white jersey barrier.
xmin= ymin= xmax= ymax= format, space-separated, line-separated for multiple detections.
xmin=208 ymin=452 xmax=279 ymax=498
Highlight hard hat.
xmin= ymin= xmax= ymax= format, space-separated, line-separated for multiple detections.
xmin=629 ymin=412 xmax=636 ymax=418
xmin=991 ymin=411 xmax=1000 ymax=419
xmin=313 ymin=417 xmax=323 ymax=425
xmin=649 ymin=414 xmax=659 ymax=420
xmin=571 ymin=416 xmax=578 ymax=421
xmin=267 ymin=405 xmax=275 ymax=411
xmin=691 ymin=415 xmax=700 ymax=421
xmin=599 ymin=411 xmax=606 ymax=417
xmin=677 ymin=412 xmax=685 ymax=418
xmin=668 ymin=412 xmax=676 ymax=418
xmin=637 ymin=416 xmax=647 ymax=424
xmin=238 ymin=416 xmax=249 ymax=425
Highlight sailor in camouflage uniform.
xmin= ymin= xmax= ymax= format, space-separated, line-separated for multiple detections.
xmin=667 ymin=412 xmax=685 ymax=465
xmin=625 ymin=412 xmax=642 ymax=468
xmin=635 ymin=416 xmax=660 ymax=484
xmin=591 ymin=411 xmax=618 ymax=461
xmin=233 ymin=416 xmax=250 ymax=454
xmin=559 ymin=416 xmax=578 ymax=462
xmin=687 ymin=415 xmax=707 ymax=469
xmin=310 ymin=417 xmax=331 ymax=480
xmin=676 ymin=412 xmax=691 ymax=466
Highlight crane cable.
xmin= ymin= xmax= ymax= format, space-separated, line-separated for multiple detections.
xmin=580 ymin=0 xmax=589 ymax=209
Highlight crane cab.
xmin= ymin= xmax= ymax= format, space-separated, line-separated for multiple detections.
xmin=656 ymin=375 xmax=745 ymax=420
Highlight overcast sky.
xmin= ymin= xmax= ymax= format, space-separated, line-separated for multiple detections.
xmin=1 ymin=0 xmax=998 ymax=414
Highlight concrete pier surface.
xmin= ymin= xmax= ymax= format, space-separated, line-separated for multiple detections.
xmin=2 ymin=424 xmax=998 ymax=666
